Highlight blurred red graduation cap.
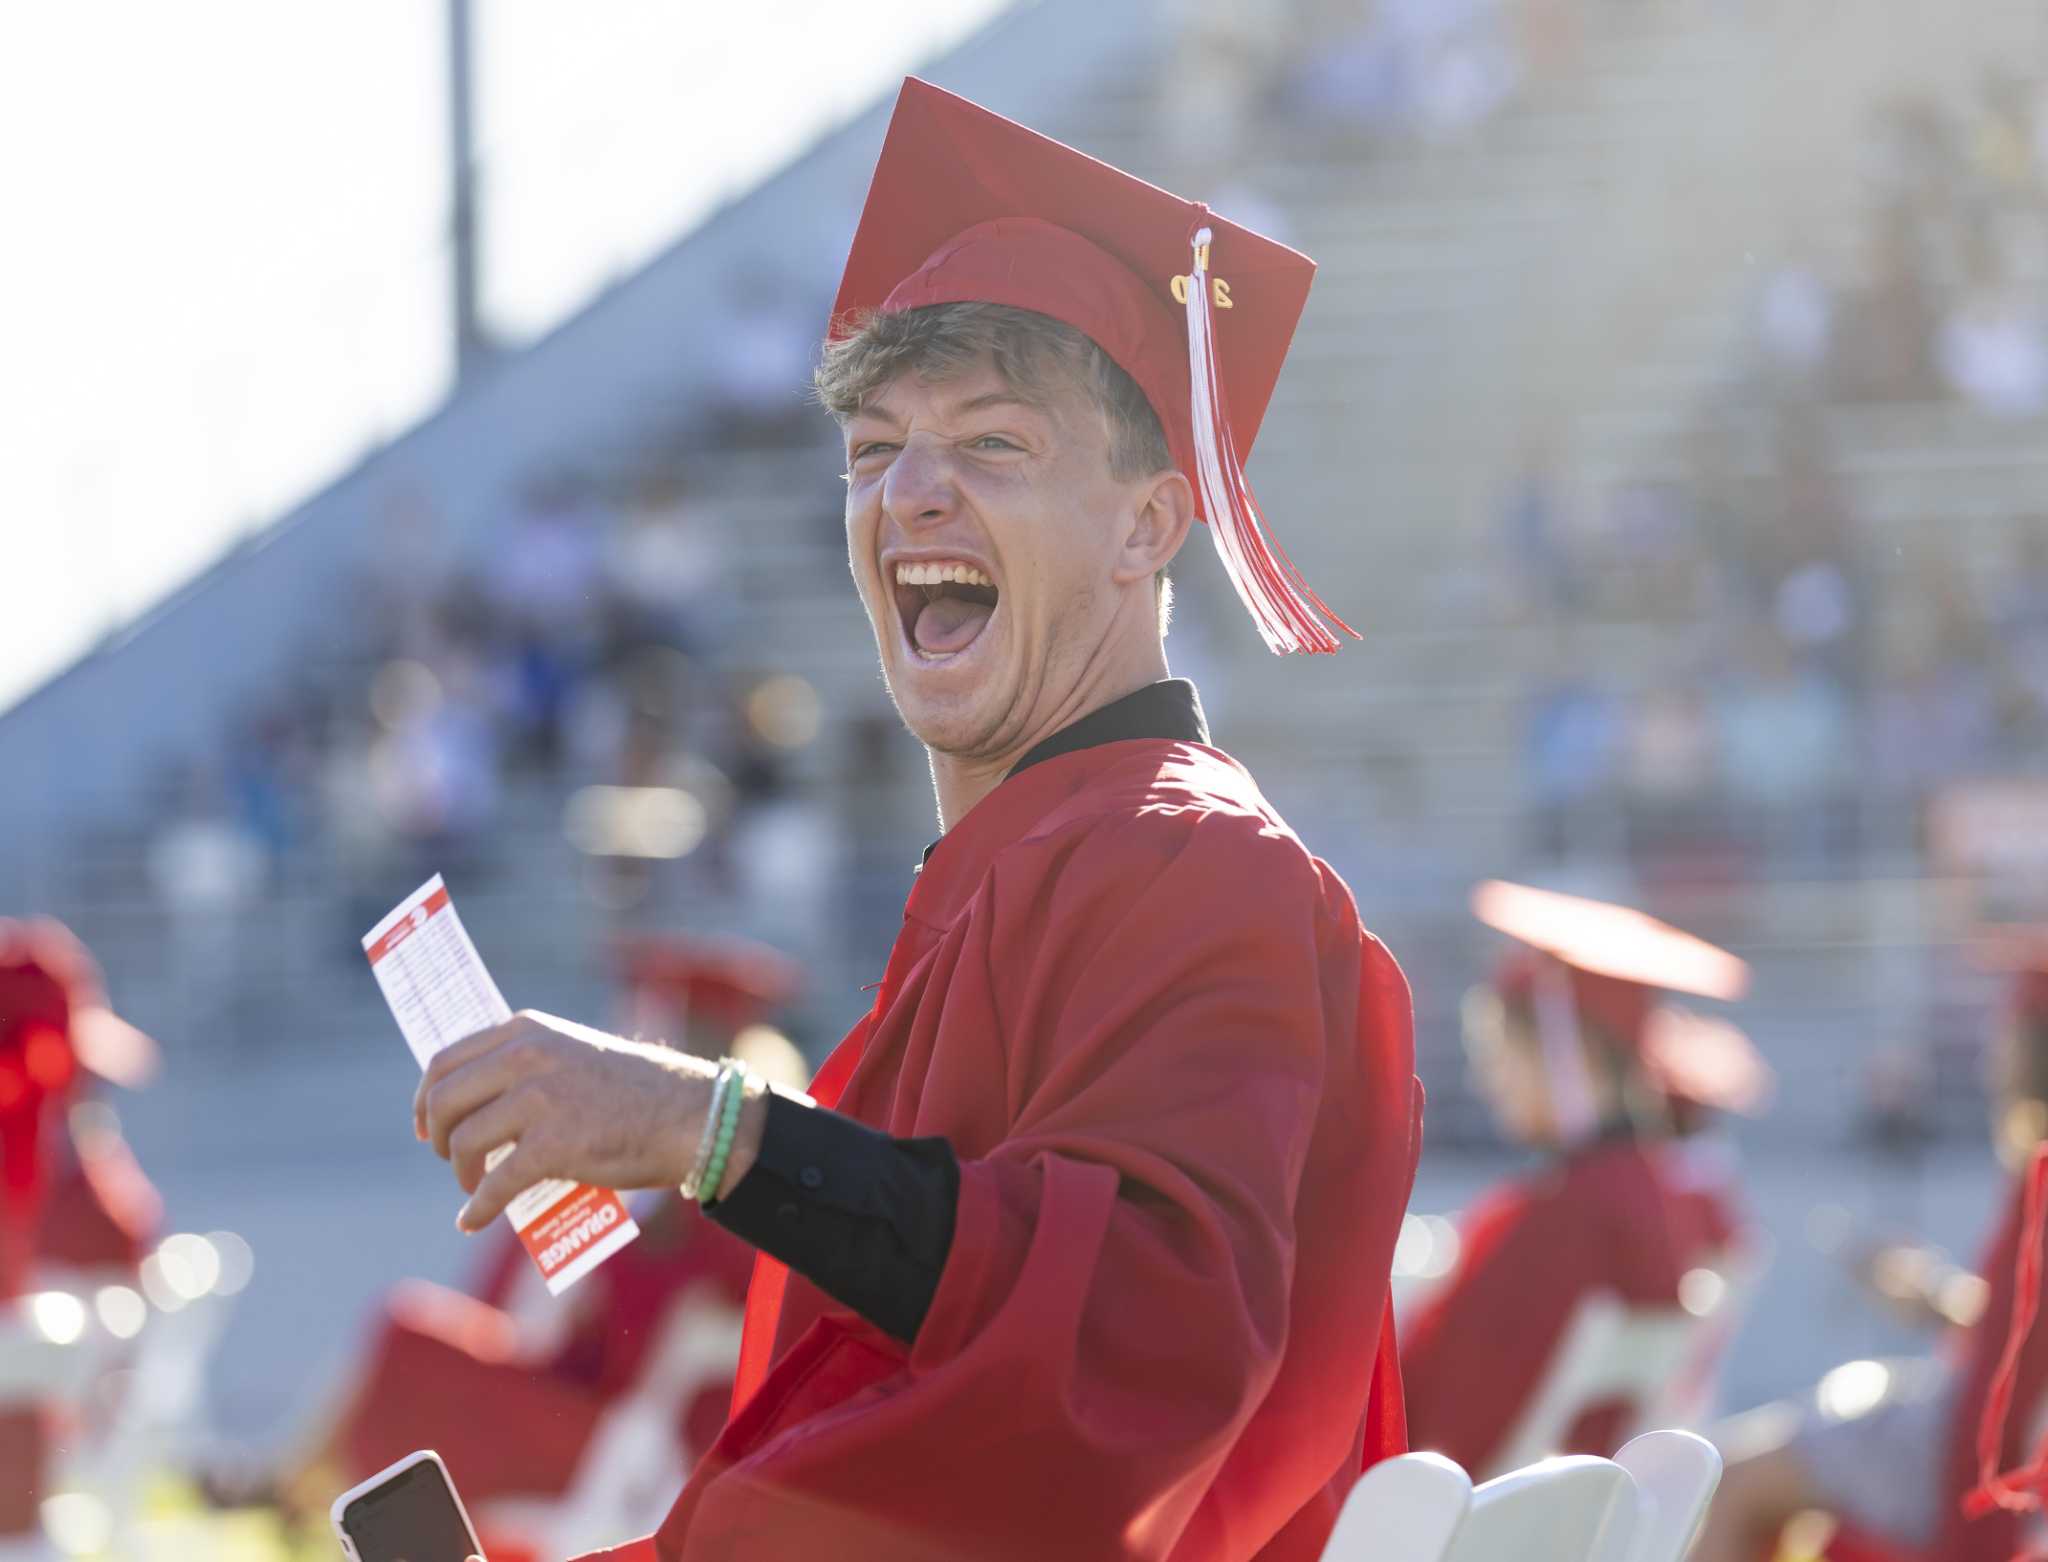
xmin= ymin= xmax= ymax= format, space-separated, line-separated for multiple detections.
xmin=1476 ymin=880 xmax=1762 ymax=1108
xmin=614 ymin=932 xmax=802 ymax=1034
xmin=0 ymin=918 xmax=159 ymax=1095
xmin=831 ymin=77 xmax=1353 ymax=655
xmin=1639 ymin=1006 xmax=1774 ymax=1116
xmin=1972 ymin=926 xmax=2048 ymax=1025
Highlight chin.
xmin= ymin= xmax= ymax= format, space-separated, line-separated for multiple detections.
xmin=875 ymin=611 xmax=1024 ymax=758
xmin=889 ymin=679 xmax=1014 ymax=758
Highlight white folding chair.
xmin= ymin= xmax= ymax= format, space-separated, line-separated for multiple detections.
xmin=1649 ymin=1244 xmax=1768 ymax=1431
xmin=1323 ymin=1429 xmax=1722 ymax=1562
xmin=1613 ymin=1429 xmax=1722 ymax=1562
xmin=45 ymin=1234 xmax=244 ymax=1553
xmin=1482 ymin=1295 xmax=1709 ymax=1479
xmin=1456 ymin=1455 xmax=1641 ymax=1562
xmin=1323 ymin=1450 xmax=1472 ymax=1561
xmin=1325 ymin=1450 xmax=1640 ymax=1562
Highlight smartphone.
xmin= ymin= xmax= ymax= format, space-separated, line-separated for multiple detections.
xmin=331 ymin=1450 xmax=484 ymax=1562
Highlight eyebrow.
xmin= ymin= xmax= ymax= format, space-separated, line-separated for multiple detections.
xmin=850 ymin=389 xmax=1046 ymax=429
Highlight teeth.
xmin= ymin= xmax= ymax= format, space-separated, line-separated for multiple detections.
xmin=893 ymin=561 xmax=994 ymax=589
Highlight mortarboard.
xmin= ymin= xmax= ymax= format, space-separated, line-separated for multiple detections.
xmin=1973 ymin=927 xmax=2048 ymax=1026
xmin=831 ymin=78 xmax=1353 ymax=655
xmin=0 ymin=918 xmax=158 ymax=1093
xmin=1639 ymin=1005 xmax=1774 ymax=1116
xmin=0 ymin=919 xmax=157 ymax=1229
xmin=1476 ymin=881 xmax=1757 ymax=1128
xmin=1474 ymin=880 xmax=1751 ymax=1023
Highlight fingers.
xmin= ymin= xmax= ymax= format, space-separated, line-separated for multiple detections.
xmin=421 ymin=1030 xmax=551 ymax=1161
xmin=459 ymin=1140 xmax=546 ymax=1233
xmin=447 ymin=1087 xmax=539 ymax=1195
xmin=414 ymin=1015 xmax=526 ymax=1140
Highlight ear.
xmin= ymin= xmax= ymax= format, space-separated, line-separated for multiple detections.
xmin=1109 ymin=469 xmax=1195 ymax=589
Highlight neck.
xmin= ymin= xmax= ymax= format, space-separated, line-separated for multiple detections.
xmin=927 ymin=637 xmax=1170 ymax=832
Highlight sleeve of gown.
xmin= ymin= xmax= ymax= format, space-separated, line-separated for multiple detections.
xmin=1399 ymin=1183 xmax=1592 ymax=1474
xmin=757 ymin=810 xmax=1378 ymax=1558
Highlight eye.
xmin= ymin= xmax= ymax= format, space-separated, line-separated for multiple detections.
xmin=849 ymin=440 xmax=899 ymax=464
xmin=968 ymin=435 xmax=1022 ymax=453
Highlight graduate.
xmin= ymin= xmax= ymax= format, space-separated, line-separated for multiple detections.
xmin=1694 ymin=946 xmax=2048 ymax=1562
xmin=0 ymin=918 xmax=160 ymax=1538
xmin=413 ymin=77 xmax=1422 ymax=1562
xmin=1400 ymin=880 xmax=1761 ymax=1479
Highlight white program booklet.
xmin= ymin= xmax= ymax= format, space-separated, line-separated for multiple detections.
xmin=363 ymin=875 xmax=639 ymax=1293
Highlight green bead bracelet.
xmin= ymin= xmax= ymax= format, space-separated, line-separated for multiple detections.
xmin=697 ymin=1060 xmax=749 ymax=1206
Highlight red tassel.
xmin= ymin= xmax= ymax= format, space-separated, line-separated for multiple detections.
xmin=1182 ymin=220 xmax=1359 ymax=656
xmin=1966 ymin=1143 xmax=2048 ymax=1521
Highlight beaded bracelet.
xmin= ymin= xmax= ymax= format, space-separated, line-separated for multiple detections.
xmin=681 ymin=1059 xmax=738 ymax=1201
xmin=697 ymin=1059 xmax=751 ymax=1207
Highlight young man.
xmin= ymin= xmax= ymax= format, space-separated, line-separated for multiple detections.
xmin=415 ymin=79 xmax=1421 ymax=1562
xmin=1400 ymin=880 xmax=1760 ymax=1477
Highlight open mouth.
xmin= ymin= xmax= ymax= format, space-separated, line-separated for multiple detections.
xmin=892 ymin=560 xmax=999 ymax=663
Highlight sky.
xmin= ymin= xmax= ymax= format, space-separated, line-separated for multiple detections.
xmin=0 ymin=1 xmax=1008 ymax=715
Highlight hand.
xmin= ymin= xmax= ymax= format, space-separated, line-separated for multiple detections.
xmin=415 ymin=1010 xmax=714 ymax=1231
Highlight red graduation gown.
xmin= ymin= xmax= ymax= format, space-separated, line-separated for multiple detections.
xmin=1928 ymin=1171 xmax=2043 ymax=1562
xmin=1400 ymin=1137 xmax=1727 ymax=1476
xmin=38 ymin=1125 xmax=162 ymax=1274
xmin=581 ymin=739 xmax=1421 ymax=1562
xmin=1813 ymin=1174 xmax=2044 ymax=1562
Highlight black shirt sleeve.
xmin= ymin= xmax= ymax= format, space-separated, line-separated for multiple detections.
xmin=707 ymin=1089 xmax=958 ymax=1344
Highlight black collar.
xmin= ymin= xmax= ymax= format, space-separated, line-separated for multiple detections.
xmin=919 ymin=680 xmax=1209 ymax=865
xmin=1007 ymin=678 xmax=1209 ymax=779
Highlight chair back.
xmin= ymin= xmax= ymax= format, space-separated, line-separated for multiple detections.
xmin=1322 ymin=1450 xmax=1471 ymax=1561
xmin=1324 ymin=1452 xmax=1638 ymax=1562
xmin=1322 ymin=1430 xmax=1724 ymax=1562
xmin=1454 ymin=1456 xmax=1640 ymax=1562
xmin=1483 ymin=1295 xmax=1707 ymax=1478
xmin=1612 ymin=1429 xmax=1722 ymax=1562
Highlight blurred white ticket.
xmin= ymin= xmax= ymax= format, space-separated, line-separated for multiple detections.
xmin=362 ymin=875 xmax=638 ymax=1294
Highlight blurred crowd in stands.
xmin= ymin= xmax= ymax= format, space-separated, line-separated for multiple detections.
xmin=143 ymin=450 xmax=843 ymax=987
xmin=1510 ymin=75 xmax=2048 ymax=873
xmin=1757 ymin=72 xmax=2048 ymax=415
xmin=1164 ymin=0 xmax=1597 ymax=195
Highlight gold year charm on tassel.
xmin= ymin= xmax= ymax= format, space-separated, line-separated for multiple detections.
xmin=1170 ymin=273 xmax=1234 ymax=309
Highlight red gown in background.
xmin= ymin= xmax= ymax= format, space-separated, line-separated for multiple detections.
xmin=1400 ymin=1136 xmax=1729 ymax=1476
xmin=340 ymin=1192 xmax=754 ymax=1504
xmin=1807 ymin=1171 xmax=2047 ymax=1562
xmin=584 ymin=739 xmax=1423 ymax=1562
xmin=39 ymin=1116 xmax=162 ymax=1275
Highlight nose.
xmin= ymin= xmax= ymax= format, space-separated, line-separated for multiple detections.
xmin=880 ymin=436 xmax=956 ymax=532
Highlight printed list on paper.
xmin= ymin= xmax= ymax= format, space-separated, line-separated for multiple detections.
xmin=362 ymin=875 xmax=639 ymax=1294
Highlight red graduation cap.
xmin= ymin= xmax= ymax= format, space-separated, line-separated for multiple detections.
xmin=1972 ymin=926 xmax=2048 ymax=1026
xmin=832 ymin=77 xmax=1354 ymax=655
xmin=0 ymin=919 xmax=158 ymax=1233
xmin=1639 ymin=1006 xmax=1774 ymax=1116
xmin=1475 ymin=881 xmax=1750 ymax=1016
xmin=1476 ymin=882 xmax=1758 ymax=1131
xmin=0 ymin=918 xmax=159 ymax=1094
